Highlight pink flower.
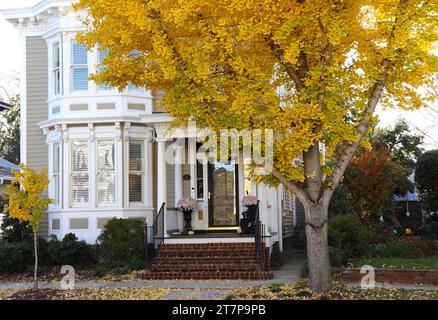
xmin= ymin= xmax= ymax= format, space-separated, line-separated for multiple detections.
xmin=242 ymin=195 xmax=258 ymax=206
xmin=177 ymin=197 xmax=197 ymax=211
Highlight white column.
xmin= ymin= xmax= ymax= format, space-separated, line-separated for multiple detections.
xmin=62 ymin=124 xmax=70 ymax=209
xmin=156 ymin=137 xmax=168 ymax=236
xmin=175 ymin=141 xmax=184 ymax=231
xmin=115 ymin=122 xmax=123 ymax=209
xmin=145 ymin=128 xmax=154 ymax=207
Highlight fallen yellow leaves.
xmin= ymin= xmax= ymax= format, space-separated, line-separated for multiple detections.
xmin=0 ymin=287 xmax=172 ymax=300
xmin=227 ymin=281 xmax=438 ymax=300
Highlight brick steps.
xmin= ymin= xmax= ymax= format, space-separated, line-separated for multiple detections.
xmin=145 ymin=243 xmax=272 ymax=280
xmin=150 ymin=263 xmax=261 ymax=272
xmin=141 ymin=271 xmax=273 ymax=280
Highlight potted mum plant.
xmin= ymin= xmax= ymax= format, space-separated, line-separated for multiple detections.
xmin=240 ymin=195 xmax=258 ymax=234
xmin=177 ymin=197 xmax=197 ymax=234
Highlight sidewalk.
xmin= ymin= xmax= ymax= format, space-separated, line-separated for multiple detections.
xmin=0 ymin=258 xmax=305 ymax=300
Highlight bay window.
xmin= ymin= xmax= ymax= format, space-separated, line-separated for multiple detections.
xmin=71 ymin=141 xmax=89 ymax=205
xmin=97 ymin=140 xmax=116 ymax=205
xmin=71 ymin=41 xmax=88 ymax=91
xmin=129 ymin=141 xmax=143 ymax=203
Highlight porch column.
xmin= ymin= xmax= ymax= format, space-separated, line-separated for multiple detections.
xmin=174 ymin=141 xmax=184 ymax=231
xmin=156 ymin=136 xmax=168 ymax=236
xmin=145 ymin=128 xmax=154 ymax=207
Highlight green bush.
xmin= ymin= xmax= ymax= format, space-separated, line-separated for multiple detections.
xmin=97 ymin=218 xmax=145 ymax=265
xmin=370 ymin=241 xmax=425 ymax=258
xmin=0 ymin=241 xmax=34 ymax=273
xmin=328 ymin=214 xmax=369 ymax=259
xmin=47 ymin=233 xmax=95 ymax=267
xmin=0 ymin=238 xmax=48 ymax=272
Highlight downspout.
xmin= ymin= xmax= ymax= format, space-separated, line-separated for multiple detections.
xmin=277 ymin=184 xmax=283 ymax=252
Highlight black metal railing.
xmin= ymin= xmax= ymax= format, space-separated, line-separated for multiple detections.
xmin=254 ymin=200 xmax=267 ymax=271
xmin=145 ymin=202 xmax=165 ymax=265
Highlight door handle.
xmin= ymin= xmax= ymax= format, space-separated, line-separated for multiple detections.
xmin=208 ymin=192 xmax=212 ymax=199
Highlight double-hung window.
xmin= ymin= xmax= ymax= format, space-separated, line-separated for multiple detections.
xmin=129 ymin=141 xmax=143 ymax=203
xmin=97 ymin=49 xmax=110 ymax=90
xmin=53 ymin=42 xmax=61 ymax=95
xmin=97 ymin=140 xmax=116 ymax=205
xmin=71 ymin=41 xmax=88 ymax=91
xmin=53 ymin=143 xmax=61 ymax=206
xmin=71 ymin=141 xmax=89 ymax=205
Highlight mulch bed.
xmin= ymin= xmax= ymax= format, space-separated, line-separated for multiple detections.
xmin=341 ymin=268 xmax=438 ymax=285
xmin=8 ymin=289 xmax=65 ymax=300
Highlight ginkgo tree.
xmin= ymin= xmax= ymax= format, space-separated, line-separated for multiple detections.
xmin=75 ymin=0 xmax=438 ymax=292
xmin=5 ymin=165 xmax=53 ymax=290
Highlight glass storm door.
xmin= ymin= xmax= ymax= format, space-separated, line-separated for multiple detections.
xmin=208 ymin=161 xmax=239 ymax=228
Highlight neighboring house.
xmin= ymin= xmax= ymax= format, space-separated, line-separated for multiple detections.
xmin=0 ymin=157 xmax=20 ymax=225
xmin=1 ymin=0 xmax=300 ymax=278
xmin=0 ymin=100 xmax=12 ymax=112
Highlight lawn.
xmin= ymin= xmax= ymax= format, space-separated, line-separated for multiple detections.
xmin=356 ymin=256 xmax=438 ymax=270
xmin=226 ymin=281 xmax=438 ymax=300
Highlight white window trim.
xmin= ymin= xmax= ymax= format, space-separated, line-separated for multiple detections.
xmin=53 ymin=142 xmax=61 ymax=208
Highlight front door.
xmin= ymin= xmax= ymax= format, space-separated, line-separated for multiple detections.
xmin=208 ymin=161 xmax=239 ymax=229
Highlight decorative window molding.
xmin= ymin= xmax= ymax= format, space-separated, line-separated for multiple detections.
xmin=71 ymin=41 xmax=88 ymax=91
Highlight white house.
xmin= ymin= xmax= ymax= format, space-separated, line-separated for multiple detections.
xmin=1 ymin=0 xmax=301 ymax=279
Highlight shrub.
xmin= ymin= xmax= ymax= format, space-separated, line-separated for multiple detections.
xmin=97 ymin=218 xmax=145 ymax=265
xmin=47 ymin=233 xmax=95 ymax=267
xmin=0 ymin=238 xmax=48 ymax=273
xmin=328 ymin=214 xmax=369 ymax=259
xmin=370 ymin=241 xmax=425 ymax=258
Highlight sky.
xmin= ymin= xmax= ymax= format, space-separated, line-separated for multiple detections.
xmin=0 ymin=0 xmax=437 ymax=150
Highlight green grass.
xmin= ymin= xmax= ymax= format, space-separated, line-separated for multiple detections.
xmin=356 ymin=256 xmax=438 ymax=270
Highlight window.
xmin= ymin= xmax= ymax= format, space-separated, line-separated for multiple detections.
xmin=196 ymin=143 xmax=204 ymax=199
xmin=71 ymin=141 xmax=89 ymax=205
xmin=53 ymin=42 xmax=61 ymax=95
xmin=97 ymin=140 xmax=116 ymax=205
xmin=71 ymin=41 xmax=88 ymax=91
xmin=97 ymin=49 xmax=110 ymax=90
xmin=129 ymin=141 xmax=143 ymax=203
xmin=53 ymin=143 xmax=61 ymax=206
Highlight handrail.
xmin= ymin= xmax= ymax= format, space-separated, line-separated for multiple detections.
xmin=145 ymin=202 xmax=165 ymax=265
xmin=254 ymin=200 xmax=266 ymax=271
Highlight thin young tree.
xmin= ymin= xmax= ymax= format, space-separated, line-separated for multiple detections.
xmin=75 ymin=0 xmax=438 ymax=292
xmin=5 ymin=165 xmax=53 ymax=289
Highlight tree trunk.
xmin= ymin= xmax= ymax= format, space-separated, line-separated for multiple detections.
xmin=33 ymin=232 xmax=38 ymax=290
xmin=303 ymin=201 xmax=332 ymax=293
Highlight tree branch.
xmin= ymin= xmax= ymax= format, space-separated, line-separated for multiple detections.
xmin=324 ymin=58 xmax=392 ymax=201
xmin=271 ymin=167 xmax=309 ymax=204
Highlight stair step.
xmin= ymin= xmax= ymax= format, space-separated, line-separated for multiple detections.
xmin=151 ymin=263 xmax=261 ymax=272
xmin=140 ymin=271 xmax=273 ymax=280
xmin=153 ymin=257 xmax=257 ymax=263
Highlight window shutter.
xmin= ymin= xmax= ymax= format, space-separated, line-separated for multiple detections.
xmin=98 ymin=141 xmax=116 ymax=205
xmin=72 ymin=141 xmax=89 ymax=204
xmin=129 ymin=141 xmax=143 ymax=202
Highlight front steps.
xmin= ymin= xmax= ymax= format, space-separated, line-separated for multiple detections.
xmin=141 ymin=243 xmax=273 ymax=280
